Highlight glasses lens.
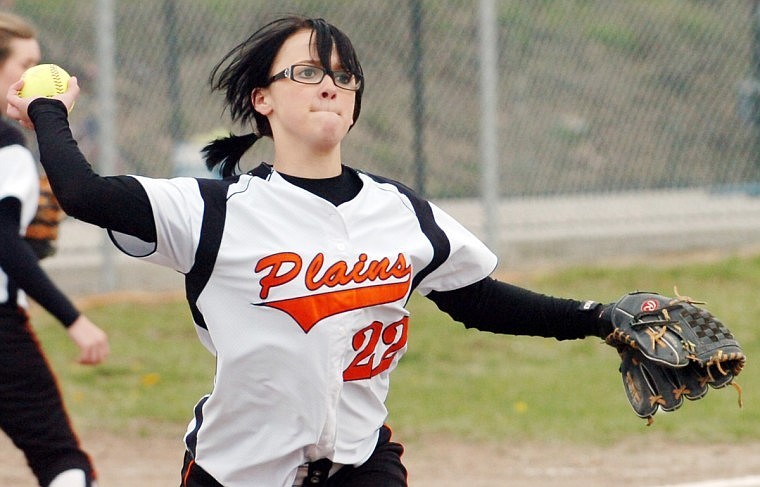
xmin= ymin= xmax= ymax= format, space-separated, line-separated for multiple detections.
xmin=292 ymin=65 xmax=325 ymax=84
xmin=333 ymin=71 xmax=360 ymax=90
xmin=290 ymin=65 xmax=360 ymax=91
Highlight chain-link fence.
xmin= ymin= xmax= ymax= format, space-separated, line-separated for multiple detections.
xmin=8 ymin=0 xmax=760 ymax=200
xmin=7 ymin=0 xmax=760 ymax=293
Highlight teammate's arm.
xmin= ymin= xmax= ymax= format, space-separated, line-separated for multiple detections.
xmin=0 ymin=196 xmax=109 ymax=363
xmin=426 ymin=276 xmax=611 ymax=340
xmin=0 ymin=197 xmax=78 ymax=325
xmin=26 ymin=98 xmax=156 ymax=242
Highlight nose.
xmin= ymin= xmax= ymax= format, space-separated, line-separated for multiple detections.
xmin=319 ymin=76 xmax=338 ymax=99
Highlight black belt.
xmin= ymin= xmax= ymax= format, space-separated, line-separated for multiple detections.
xmin=304 ymin=458 xmax=334 ymax=486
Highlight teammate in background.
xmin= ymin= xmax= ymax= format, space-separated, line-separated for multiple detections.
xmin=0 ymin=12 xmax=108 ymax=487
xmin=8 ymin=16 xmax=613 ymax=487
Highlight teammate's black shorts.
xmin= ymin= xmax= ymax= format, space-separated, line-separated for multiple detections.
xmin=0 ymin=309 xmax=95 ymax=487
xmin=180 ymin=424 xmax=407 ymax=486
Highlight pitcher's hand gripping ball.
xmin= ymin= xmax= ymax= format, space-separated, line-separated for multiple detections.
xmin=602 ymin=290 xmax=746 ymax=425
xmin=18 ymin=63 xmax=71 ymax=102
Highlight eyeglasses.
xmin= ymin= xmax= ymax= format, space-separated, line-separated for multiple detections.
xmin=269 ymin=64 xmax=362 ymax=91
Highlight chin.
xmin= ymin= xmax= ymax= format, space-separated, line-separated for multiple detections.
xmin=318 ymin=119 xmax=351 ymax=137
xmin=312 ymin=128 xmax=349 ymax=149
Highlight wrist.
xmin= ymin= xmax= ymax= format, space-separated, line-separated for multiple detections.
xmin=597 ymin=302 xmax=614 ymax=338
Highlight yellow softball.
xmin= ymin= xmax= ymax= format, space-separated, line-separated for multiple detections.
xmin=19 ymin=63 xmax=71 ymax=99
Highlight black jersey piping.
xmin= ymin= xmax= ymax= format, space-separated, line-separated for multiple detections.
xmin=185 ymin=177 xmax=238 ymax=330
xmin=359 ymin=172 xmax=451 ymax=293
xmin=184 ymin=394 xmax=210 ymax=457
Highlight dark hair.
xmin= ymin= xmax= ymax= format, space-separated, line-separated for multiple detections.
xmin=204 ymin=16 xmax=364 ymax=177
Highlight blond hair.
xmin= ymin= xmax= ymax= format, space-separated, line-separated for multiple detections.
xmin=0 ymin=12 xmax=36 ymax=65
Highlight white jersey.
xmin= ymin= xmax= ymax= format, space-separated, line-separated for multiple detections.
xmin=110 ymin=165 xmax=497 ymax=486
xmin=0 ymin=141 xmax=39 ymax=308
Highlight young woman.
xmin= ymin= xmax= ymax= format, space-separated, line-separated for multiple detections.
xmin=8 ymin=15 xmax=610 ymax=487
xmin=0 ymin=12 xmax=108 ymax=487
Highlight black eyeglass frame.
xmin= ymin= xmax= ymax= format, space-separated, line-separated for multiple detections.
xmin=269 ymin=64 xmax=362 ymax=91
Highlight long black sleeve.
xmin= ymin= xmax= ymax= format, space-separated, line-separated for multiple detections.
xmin=427 ymin=277 xmax=611 ymax=340
xmin=0 ymin=197 xmax=79 ymax=326
xmin=27 ymin=98 xmax=156 ymax=242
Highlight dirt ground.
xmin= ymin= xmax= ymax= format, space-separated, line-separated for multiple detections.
xmin=1 ymin=428 xmax=759 ymax=487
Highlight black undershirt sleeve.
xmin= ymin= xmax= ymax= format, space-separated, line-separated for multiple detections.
xmin=0 ymin=197 xmax=79 ymax=326
xmin=427 ymin=276 xmax=611 ymax=340
xmin=28 ymin=98 xmax=156 ymax=242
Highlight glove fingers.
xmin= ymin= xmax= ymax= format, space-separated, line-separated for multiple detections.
xmin=620 ymin=357 xmax=658 ymax=419
xmin=619 ymin=347 xmax=685 ymax=419
xmin=674 ymin=363 xmax=708 ymax=401
xmin=637 ymin=355 xmax=685 ymax=412
xmin=701 ymin=353 xmax=746 ymax=389
xmin=705 ymin=363 xmax=736 ymax=389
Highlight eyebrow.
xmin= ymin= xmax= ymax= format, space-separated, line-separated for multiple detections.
xmin=293 ymin=59 xmax=347 ymax=70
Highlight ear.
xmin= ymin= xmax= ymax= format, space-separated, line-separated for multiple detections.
xmin=252 ymin=88 xmax=272 ymax=116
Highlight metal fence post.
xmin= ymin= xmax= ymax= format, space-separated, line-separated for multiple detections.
xmin=410 ymin=0 xmax=426 ymax=196
xmin=97 ymin=0 xmax=117 ymax=291
xmin=478 ymin=0 xmax=500 ymax=254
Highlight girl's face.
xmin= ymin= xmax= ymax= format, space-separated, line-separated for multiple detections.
xmin=0 ymin=37 xmax=40 ymax=111
xmin=253 ymin=29 xmax=356 ymax=155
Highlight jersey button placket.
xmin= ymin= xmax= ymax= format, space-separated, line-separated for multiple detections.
xmin=318 ymin=205 xmax=350 ymax=459
xmin=325 ymin=207 xmax=350 ymax=256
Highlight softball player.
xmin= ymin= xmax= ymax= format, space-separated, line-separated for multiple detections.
xmin=8 ymin=16 xmax=611 ymax=487
xmin=0 ymin=12 xmax=108 ymax=487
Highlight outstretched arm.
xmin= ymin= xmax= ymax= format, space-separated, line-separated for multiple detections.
xmin=427 ymin=276 xmax=611 ymax=340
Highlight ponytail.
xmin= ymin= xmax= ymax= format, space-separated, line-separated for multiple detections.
xmin=202 ymin=132 xmax=260 ymax=178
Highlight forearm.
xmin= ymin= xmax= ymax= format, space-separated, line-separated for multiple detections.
xmin=427 ymin=277 xmax=610 ymax=340
xmin=9 ymin=241 xmax=80 ymax=326
xmin=0 ymin=201 xmax=79 ymax=326
xmin=27 ymin=98 xmax=156 ymax=241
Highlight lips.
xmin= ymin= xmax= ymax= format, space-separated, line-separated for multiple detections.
xmin=311 ymin=107 xmax=341 ymax=115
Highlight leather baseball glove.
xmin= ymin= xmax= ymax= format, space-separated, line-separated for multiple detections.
xmin=602 ymin=290 xmax=746 ymax=425
xmin=24 ymin=176 xmax=65 ymax=259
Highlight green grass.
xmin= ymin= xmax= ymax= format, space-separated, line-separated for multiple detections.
xmin=32 ymin=253 xmax=760 ymax=444
xmin=35 ymin=298 xmax=216 ymax=436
